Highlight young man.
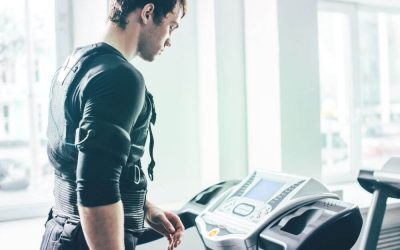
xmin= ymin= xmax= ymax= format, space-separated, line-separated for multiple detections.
xmin=40 ymin=0 xmax=187 ymax=249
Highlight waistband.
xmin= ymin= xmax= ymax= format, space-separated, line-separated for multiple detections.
xmin=53 ymin=174 xmax=147 ymax=233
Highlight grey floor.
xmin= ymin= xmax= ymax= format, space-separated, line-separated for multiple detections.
xmin=0 ymin=217 xmax=46 ymax=250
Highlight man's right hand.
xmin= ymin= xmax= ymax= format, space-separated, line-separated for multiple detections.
xmin=145 ymin=200 xmax=184 ymax=250
xmin=79 ymin=201 xmax=125 ymax=250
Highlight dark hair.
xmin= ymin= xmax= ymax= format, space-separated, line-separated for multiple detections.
xmin=108 ymin=0 xmax=187 ymax=29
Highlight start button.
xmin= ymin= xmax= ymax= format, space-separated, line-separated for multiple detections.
xmin=208 ymin=228 xmax=220 ymax=237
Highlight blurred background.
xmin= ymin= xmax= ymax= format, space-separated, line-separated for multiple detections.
xmin=1 ymin=0 xmax=400 ymax=248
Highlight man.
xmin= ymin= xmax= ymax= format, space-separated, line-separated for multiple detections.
xmin=40 ymin=0 xmax=187 ymax=249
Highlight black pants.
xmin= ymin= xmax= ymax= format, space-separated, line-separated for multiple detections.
xmin=39 ymin=212 xmax=138 ymax=250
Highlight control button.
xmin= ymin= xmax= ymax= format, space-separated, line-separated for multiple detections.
xmin=257 ymin=205 xmax=272 ymax=218
xmin=208 ymin=228 xmax=220 ymax=237
xmin=233 ymin=203 xmax=255 ymax=216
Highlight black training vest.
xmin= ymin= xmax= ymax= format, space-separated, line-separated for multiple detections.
xmin=47 ymin=43 xmax=156 ymax=234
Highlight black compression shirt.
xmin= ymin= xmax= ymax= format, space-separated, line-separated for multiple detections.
xmin=47 ymin=43 xmax=153 ymax=209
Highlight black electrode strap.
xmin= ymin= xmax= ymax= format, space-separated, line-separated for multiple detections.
xmin=147 ymin=91 xmax=157 ymax=181
xmin=148 ymin=126 xmax=155 ymax=181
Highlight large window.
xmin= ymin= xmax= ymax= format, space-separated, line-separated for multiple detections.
xmin=359 ymin=10 xmax=400 ymax=169
xmin=0 ymin=0 xmax=56 ymax=214
xmin=319 ymin=2 xmax=400 ymax=182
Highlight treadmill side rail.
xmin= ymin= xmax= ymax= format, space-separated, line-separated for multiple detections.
xmin=258 ymin=198 xmax=363 ymax=250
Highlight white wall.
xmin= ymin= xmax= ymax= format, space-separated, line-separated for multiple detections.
xmin=244 ymin=0 xmax=322 ymax=178
xmin=131 ymin=0 xmax=203 ymax=204
xmin=277 ymin=0 xmax=322 ymax=178
xmin=72 ymin=0 xmax=108 ymax=47
xmin=244 ymin=0 xmax=282 ymax=172
xmin=214 ymin=0 xmax=249 ymax=181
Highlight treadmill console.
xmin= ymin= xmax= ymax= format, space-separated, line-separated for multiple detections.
xmin=196 ymin=170 xmax=337 ymax=250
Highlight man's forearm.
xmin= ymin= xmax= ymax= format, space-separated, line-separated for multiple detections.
xmin=79 ymin=201 xmax=125 ymax=250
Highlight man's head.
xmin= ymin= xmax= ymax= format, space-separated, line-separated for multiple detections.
xmin=108 ymin=0 xmax=187 ymax=61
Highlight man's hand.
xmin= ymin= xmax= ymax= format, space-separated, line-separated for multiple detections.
xmin=145 ymin=201 xmax=184 ymax=250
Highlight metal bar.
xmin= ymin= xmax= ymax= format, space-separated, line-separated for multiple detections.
xmin=359 ymin=189 xmax=388 ymax=250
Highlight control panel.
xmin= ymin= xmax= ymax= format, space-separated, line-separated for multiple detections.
xmin=195 ymin=170 xmax=337 ymax=250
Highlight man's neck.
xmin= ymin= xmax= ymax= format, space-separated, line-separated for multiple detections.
xmin=102 ymin=22 xmax=139 ymax=61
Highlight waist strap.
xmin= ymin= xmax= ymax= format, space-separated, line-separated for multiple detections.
xmin=121 ymin=189 xmax=147 ymax=232
xmin=54 ymin=174 xmax=79 ymax=216
xmin=53 ymin=174 xmax=147 ymax=233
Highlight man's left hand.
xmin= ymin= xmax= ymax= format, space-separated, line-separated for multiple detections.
xmin=145 ymin=202 xmax=184 ymax=250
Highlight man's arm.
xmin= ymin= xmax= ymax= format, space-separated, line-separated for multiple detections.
xmin=79 ymin=201 xmax=124 ymax=250
xmin=74 ymin=66 xmax=145 ymax=249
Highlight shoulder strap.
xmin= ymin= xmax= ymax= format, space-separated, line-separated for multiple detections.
xmin=56 ymin=43 xmax=122 ymax=87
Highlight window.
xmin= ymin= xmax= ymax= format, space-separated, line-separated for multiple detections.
xmin=0 ymin=0 xmax=56 ymax=216
xmin=318 ymin=1 xmax=400 ymax=182
xmin=359 ymin=11 xmax=400 ymax=169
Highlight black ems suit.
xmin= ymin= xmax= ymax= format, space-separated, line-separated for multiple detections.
xmin=40 ymin=43 xmax=156 ymax=250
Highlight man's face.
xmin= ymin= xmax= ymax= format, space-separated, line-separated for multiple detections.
xmin=138 ymin=3 xmax=183 ymax=61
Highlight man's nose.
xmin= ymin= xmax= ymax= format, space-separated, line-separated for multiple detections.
xmin=165 ymin=38 xmax=171 ymax=47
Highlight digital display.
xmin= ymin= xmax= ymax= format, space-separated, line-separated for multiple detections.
xmin=244 ymin=179 xmax=284 ymax=202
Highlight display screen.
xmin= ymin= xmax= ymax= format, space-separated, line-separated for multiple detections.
xmin=244 ymin=179 xmax=284 ymax=202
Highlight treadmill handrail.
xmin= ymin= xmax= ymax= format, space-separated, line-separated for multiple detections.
xmin=358 ymin=157 xmax=400 ymax=250
xmin=373 ymin=171 xmax=400 ymax=184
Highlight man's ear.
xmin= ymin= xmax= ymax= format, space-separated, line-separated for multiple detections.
xmin=141 ymin=3 xmax=155 ymax=24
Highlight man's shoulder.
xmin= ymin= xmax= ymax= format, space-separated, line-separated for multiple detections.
xmin=88 ymin=54 xmax=143 ymax=83
xmin=77 ymin=53 xmax=145 ymax=97
xmin=71 ymin=43 xmax=144 ymax=84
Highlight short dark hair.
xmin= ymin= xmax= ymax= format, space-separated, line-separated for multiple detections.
xmin=108 ymin=0 xmax=187 ymax=29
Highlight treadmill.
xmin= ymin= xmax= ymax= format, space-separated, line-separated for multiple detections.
xmin=137 ymin=170 xmax=363 ymax=250
xmin=357 ymin=156 xmax=400 ymax=250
